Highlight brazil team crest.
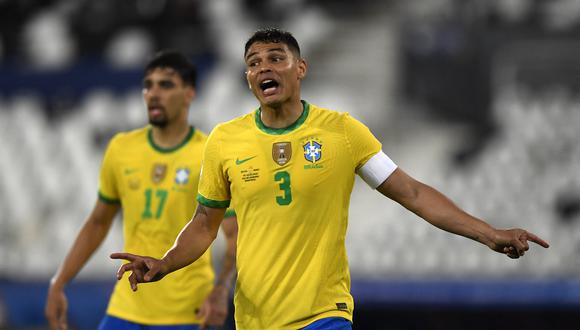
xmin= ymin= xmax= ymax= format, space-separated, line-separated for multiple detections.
xmin=272 ymin=142 xmax=292 ymax=166
xmin=174 ymin=168 xmax=190 ymax=185
xmin=303 ymin=139 xmax=322 ymax=163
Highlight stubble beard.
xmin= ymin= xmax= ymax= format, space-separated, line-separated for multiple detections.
xmin=149 ymin=116 xmax=168 ymax=128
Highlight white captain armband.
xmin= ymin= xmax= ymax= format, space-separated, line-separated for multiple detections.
xmin=356 ymin=151 xmax=397 ymax=189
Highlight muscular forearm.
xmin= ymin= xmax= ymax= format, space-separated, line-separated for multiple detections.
xmin=406 ymin=182 xmax=495 ymax=246
xmin=162 ymin=208 xmax=222 ymax=274
xmin=162 ymin=225 xmax=215 ymax=273
xmin=51 ymin=218 xmax=112 ymax=288
xmin=378 ymin=169 xmax=496 ymax=247
xmin=379 ymin=168 xmax=548 ymax=257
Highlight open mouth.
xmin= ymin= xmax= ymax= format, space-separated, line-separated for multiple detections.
xmin=259 ymin=79 xmax=279 ymax=95
xmin=148 ymin=105 xmax=165 ymax=116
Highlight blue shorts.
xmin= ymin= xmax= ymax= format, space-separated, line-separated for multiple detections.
xmin=98 ymin=315 xmax=212 ymax=330
xmin=301 ymin=317 xmax=352 ymax=330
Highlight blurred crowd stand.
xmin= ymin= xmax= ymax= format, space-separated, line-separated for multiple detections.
xmin=2 ymin=0 xmax=580 ymax=328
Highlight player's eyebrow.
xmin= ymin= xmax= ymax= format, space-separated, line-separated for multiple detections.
xmin=245 ymin=47 xmax=286 ymax=61
xmin=142 ymin=77 xmax=176 ymax=88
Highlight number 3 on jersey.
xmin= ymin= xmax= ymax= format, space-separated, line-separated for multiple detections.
xmin=274 ymin=171 xmax=292 ymax=205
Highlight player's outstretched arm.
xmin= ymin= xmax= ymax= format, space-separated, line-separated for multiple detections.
xmin=111 ymin=204 xmax=226 ymax=291
xmin=46 ymin=199 xmax=119 ymax=330
xmin=377 ymin=168 xmax=549 ymax=258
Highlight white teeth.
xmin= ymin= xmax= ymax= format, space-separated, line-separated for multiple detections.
xmin=262 ymin=79 xmax=273 ymax=84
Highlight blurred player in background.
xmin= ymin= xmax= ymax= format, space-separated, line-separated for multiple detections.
xmin=110 ymin=29 xmax=549 ymax=330
xmin=45 ymin=50 xmax=238 ymax=330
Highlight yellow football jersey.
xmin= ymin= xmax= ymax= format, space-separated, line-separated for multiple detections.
xmin=197 ymin=101 xmax=382 ymax=329
xmin=99 ymin=126 xmax=214 ymax=325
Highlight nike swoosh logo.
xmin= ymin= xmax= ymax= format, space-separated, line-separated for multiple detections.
xmin=235 ymin=156 xmax=257 ymax=165
xmin=124 ymin=168 xmax=139 ymax=175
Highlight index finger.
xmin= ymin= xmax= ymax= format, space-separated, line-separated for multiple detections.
xmin=110 ymin=252 xmax=139 ymax=261
xmin=196 ymin=307 xmax=208 ymax=325
xmin=197 ymin=305 xmax=209 ymax=330
xmin=525 ymin=232 xmax=550 ymax=248
xmin=117 ymin=260 xmax=141 ymax=280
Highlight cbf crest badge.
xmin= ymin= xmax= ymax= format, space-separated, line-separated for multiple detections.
xmin=174 ymin=168 xmax=190 ymax=185
xmin=151 ymin=163 xmax=167 ymax=184
xmin=303 ymin=139 xmax=322 ymax=163
xmin=272 ymin=142 xmax=292 ymax=165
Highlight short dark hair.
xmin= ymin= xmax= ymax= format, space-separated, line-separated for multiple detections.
xmin=144 ymin=50 xmax=197 ymax=88
xmin=244 ymin=28 xmax=301 ymax=58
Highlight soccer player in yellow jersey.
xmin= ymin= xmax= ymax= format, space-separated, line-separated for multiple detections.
xmin=45 ymin=51 xmax=238 ymax=330
xmin=111 ymin=29 xmax=549 ymax=330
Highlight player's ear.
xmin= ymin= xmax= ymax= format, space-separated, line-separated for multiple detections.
xmin=297 ymin=58 xmax=307 ymax=80
xmin=185 ymin=85 xmax=196 ymax=101
xmin=245 ymin=72 xmax=252 ymax=90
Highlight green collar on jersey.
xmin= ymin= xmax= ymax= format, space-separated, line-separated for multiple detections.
xmin=148 ymin=126 xmax=195 ymax=153
xmin=255 ymin=100 xmax=310 ymax=135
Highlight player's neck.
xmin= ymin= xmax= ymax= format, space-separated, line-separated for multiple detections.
xmin=260 ymin=100 xmax=303 ymax=129
xmin=151 ymin=120 xmax=191 ymax=149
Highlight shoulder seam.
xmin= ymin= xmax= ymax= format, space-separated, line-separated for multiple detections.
xmin=341 ymin=113 xmax=356 ymax=167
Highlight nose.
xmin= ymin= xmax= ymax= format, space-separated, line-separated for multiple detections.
xmin=259 ymin=63 xmax=273 ymax=74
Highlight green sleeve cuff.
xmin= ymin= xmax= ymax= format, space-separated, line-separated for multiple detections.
xmin=196 ymin=194 xmax=230 ymax=209
xmin=224 ymin=209 xmax=236 ymax=218
xmin=98 ymin=191 xmax=121 ymax=204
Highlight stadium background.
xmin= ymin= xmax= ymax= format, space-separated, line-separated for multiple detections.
xmin=1 ymin=0 xmax=580 ymax=328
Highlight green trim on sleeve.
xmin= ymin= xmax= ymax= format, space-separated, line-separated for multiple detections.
xmin=255 ymin=100 xmax=309 ymax=135
xmin=197 ymin=194 xmax=230 ymax=208
xmin=98 ymin=192 xmax=121 ymax=204
xmin=224 ymin=209 xmax=236 ymax=218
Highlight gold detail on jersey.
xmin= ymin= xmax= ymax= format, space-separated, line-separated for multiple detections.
xmin=241 ymin=167 xmax=260 ymax=182
xmin=272 ymin=142 xmax=292 ymax=166
xmin=128 ymin=178 xmax=140 ymax=190
xmin=304 ymin=163 xmax=323 ymax=170
xmin=151 ymin=163 xmax=167 ymax=184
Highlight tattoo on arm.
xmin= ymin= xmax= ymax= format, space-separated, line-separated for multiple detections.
xmin=194 ymin=204 xmax=209 ymax=218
